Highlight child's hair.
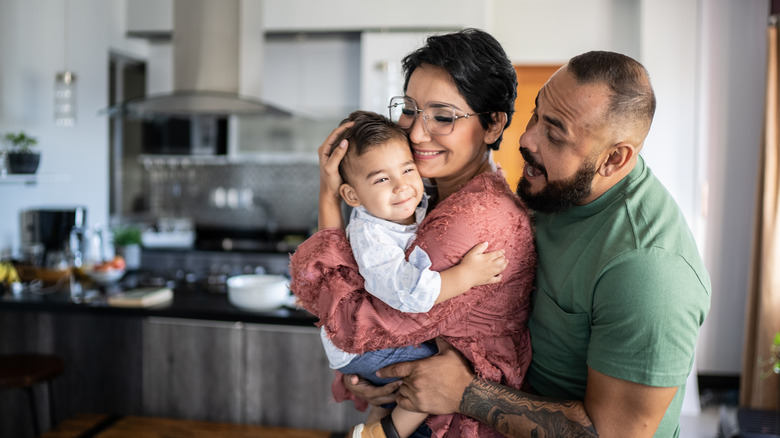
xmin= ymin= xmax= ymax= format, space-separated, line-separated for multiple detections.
xmin=330 ymin=110 xmax=410 ymax=184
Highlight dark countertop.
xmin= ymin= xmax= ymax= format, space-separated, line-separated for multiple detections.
xmin=0 ymin=273 xmax=318 ymax=327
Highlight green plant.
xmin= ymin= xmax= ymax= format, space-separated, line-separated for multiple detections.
xmin=4 ymin=131 xmax=38 ymax=153
xmin=112 ymin=226 xmax=143 ymax=246
xmin=771 ymin=332 xmax=780 ymax=374
xmin=759 ymin=332 xmax=780 ymax=379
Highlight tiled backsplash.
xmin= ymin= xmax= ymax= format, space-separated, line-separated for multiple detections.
xmin=144 ymin=156 xmax=319 ymax=233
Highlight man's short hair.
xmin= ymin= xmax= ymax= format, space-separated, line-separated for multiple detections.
xmin=568 ymin=51 xmax=656 ymax=134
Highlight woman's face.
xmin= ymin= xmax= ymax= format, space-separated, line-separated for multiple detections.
xmin=403 ymin=64 xmax=491 ymax=180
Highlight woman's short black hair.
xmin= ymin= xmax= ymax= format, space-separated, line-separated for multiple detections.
xmin=401 ymin=28 xmax=517 ymax=150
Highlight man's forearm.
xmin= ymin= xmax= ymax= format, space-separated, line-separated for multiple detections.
xmin=460 ymin=378 xmax=599 ymax=437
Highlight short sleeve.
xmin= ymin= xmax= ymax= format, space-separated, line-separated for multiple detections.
xmin=587 ymin=248 xmax=710 ymax=387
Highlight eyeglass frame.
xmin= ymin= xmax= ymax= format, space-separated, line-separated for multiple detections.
xmin=387 ymin=95 xmax=492 ymax=136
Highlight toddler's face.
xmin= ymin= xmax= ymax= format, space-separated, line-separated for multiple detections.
xmin=341 ymin=139 xmax=425 ymax=225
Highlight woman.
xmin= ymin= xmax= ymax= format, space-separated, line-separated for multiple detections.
xmin=290 ymin=28 xmax=536 ymax=438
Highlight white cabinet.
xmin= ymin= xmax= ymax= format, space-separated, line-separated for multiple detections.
xmin=262 ymin=0 xmax=487 ymax=32
xmin=359 ymin=32 xmax=437 ymax=115
xmin=262 ymin=34 xmax=361 ymax=118
xmin=126 ymin=0 xmax=173 ymax=37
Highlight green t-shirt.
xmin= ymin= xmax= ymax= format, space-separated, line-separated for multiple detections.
xmin=527 ymin=156 xmax=711 ymax=437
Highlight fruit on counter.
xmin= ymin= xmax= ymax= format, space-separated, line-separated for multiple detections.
xmin=0 ymin=261 xmax=21 ymax=284
xmin=92 ymin=255 xmax=126 ymax=271
xmin=112 ymin=256 xmax=126 ymax=270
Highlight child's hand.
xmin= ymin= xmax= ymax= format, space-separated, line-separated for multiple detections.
xmin=460 ymin=242 xmax=508 ymax=288
xmin=436 ymin=242 xmax=508 ymax=302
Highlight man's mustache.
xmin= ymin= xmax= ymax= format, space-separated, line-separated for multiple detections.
xmin=519 ymin=147 xmax=547 ymax=178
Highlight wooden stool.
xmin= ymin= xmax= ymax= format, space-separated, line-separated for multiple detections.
xmin=0 ymin=354 xmax=64 ymax=437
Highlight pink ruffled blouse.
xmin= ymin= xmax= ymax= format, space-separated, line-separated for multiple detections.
xmin=289 ymin=171 xmax=536 ymax=437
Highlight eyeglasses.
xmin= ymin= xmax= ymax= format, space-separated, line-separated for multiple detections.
xmin=387 ymin=96 xmax=488 ymax=136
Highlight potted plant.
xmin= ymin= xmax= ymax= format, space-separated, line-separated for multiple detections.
xmin=112 ymin=226 xmax=143 ymax=270
xmin=4 ymin=131 xmax=41 ymax=174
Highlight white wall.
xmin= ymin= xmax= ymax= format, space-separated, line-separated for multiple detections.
xmin=697 ymin=0 xmax=767 ymax=375
xmin=0 ymin=0 xmax=148 ymax=252
xmin=492 ymin=0 xmax=640 ymax=63
xmin=0 ymin=0 xmax=766 ymax=378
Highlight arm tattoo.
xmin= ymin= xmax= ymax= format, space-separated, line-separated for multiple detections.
xmin=460 ymin=378 xmax=599 ymax=437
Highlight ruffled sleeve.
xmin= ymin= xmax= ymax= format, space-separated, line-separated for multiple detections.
xmin=289 ymin=227 xmax=466 ymax=355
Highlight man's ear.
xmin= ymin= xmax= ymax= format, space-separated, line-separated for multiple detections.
xmin=598 ymin=142 xmax=635 ymax=177
xmin=485 ymin=112 xmax=508 ymax=144
xmin=339 ymin=183 xmax=361 ymax=207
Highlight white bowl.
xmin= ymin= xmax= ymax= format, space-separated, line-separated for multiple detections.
xmin=227 ymin=274 xmax=290 ymax=312
xmin=86 ymin=268 xmax=126 ymax=285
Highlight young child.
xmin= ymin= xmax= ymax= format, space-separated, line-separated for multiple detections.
xmin=313 ymin=110 xmax=507 ymax=437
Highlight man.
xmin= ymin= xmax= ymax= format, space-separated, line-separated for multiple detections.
xmin=374 ymin=51 xmax=711 ymax=437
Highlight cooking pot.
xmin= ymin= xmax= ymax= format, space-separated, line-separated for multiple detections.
xmin=226 ymin=274 xmax=290 ymax=312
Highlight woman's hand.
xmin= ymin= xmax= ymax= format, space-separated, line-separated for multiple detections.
xmin=317 ymin=122 xmax=354 ymax=230
xmin=342 ymin=373 xmax=403 ymax=407
xmin=377 ymin=338 xmax=474 ymax=415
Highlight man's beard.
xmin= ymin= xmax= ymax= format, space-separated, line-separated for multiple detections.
xmin=516 ymin=148 xmax=598 ymax=214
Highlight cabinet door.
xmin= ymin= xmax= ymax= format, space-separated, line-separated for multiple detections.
xmin=142 ymin=317 xmax=244 ymax=422
xmin=243 ymin=324 xmax=366 ymax=430
xmin=360 ymin=32 xmax=436 ymax=115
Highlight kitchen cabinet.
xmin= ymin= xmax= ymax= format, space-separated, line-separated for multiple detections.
xmin=262 ymin=0 xmax=487 ymax=32
xmin=243 ymin=324 xmax=366 ymax=429
xmin=262 ymin=33 xmax=360 ymax=119
xmin=359 ymin=31 xmax=437 ymax=115
xmin=142 ymin=317 xmax=366 ymax=430
xmin=125 ymin=0 xmax=172 ymax=39
xmin=0 ymin=308 xmax=365 ymax=437
xmin=126 ymin=0 xmax=486 ymax=36
xmin=142 ymin=318 xmax=244 ymax=422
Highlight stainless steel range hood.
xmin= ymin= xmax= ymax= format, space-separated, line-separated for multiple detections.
xmin=107 ymin=0 xmax=290 ymax=118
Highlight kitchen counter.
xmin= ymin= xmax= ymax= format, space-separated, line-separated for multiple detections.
xmin=0 ymin=249 xmax=371 ymax=437
xmin=0 ymin=269 xmax=365 ymax=437
xmin=1 ymin=248 xmax=318 ymax=326
xmin=0 ymin=274 xmax=317 ymax=327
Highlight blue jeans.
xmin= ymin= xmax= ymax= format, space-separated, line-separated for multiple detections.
xmin=337 ymin=341 xmax=438 ymax=386
xmin=338 ymin=341 xmax=438 ymax=410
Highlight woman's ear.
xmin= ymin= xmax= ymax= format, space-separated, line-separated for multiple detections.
xmin=485 ymin=112 xmax=508 ymax=144
xmin=339 ymin=183 xmax=361 ymax=207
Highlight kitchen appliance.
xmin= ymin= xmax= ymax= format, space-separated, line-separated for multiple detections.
xmin=20 ymin=207 xmax=87 ymax=263
xmin=106 ymin=0 xmax=290 ymax=120
xmin=141 ymin=115 xmax=228 ymax=155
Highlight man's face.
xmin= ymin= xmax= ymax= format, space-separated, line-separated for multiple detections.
xmin=516 ymin=67 xmax=613 ymax=213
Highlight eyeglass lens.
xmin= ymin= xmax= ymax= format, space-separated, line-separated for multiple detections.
xmin=388 ymin=97 xmax=458 ymax=135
